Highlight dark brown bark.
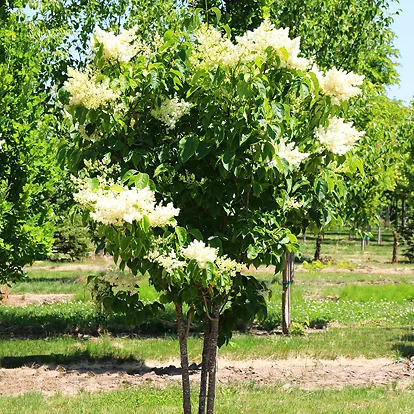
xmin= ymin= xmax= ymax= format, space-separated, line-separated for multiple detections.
xmin=175 ymin=303 xmax=192 ymax=414
xmin=206 ymin=304 xmax=220 ymax=414
xmin=198 ymin=317 xmax=211 ymax=414
xmin=392 ymin=230 xmax=398 ymax=264
xmin=314 ymin=233 xmax=322 ymax=261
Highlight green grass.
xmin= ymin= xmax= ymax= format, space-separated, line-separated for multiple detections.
xmin=0 ymin=326 xmax=412 ymax=366
xmin=298 ymin=230 xmax=411 ymax=266
xmin=322 ymin=283 xmax=414 ymax=303
xmin=1 ymin=385 xmax=413 ymax=413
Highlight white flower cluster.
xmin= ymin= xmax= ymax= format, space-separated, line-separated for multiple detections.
xmin=315 ymin=116 xmax=365 ymax=155
xmin=285 ymin=198 xmax=303 ymax=210
xmin=191 ymin=20 xmax=309 ymax=71
xmin=182 ymin=240 xmax=218 ymax=269
xmin=147 ymin=249 xmax=186 ymax=275
xmin=74 ymin=183 xmax=179 ymax=227
xmin=151 ymin=97 xmax=192 ymax=130
xmin=181 ymin=240 xmax=243 ymax=275
xmin=65 ymin=68 xmax=120 ymax=110
xmin=92 ymin=26 xmax=142 ymax=63
xmin=0 ymin=139 xmax=5 ymax=150
xmin=190 ymin=24 xmax=240 ymax=69
xmin=313 ymin=66 xmax=364 ymax=105
xmin=236 ymin=19 xmax=310 ymax=70
xmin=276 ymin=139 xmax=309 ymax=168
xmin=215 ymin=256 xmax=244 ymax=277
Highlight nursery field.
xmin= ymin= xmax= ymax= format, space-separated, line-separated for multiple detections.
xmin=0 ymin=230 xmax=413 ymax=413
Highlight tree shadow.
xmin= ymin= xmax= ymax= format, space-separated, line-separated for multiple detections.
xmin=392 ymin=332 xmax=414 ymax=358
xmin=0 ymin=352 xmax=200 ymax=376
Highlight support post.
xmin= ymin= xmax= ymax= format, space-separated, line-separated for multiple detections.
xmin=282 ymin=251 xmax=294 ymax=335
xmin=377 ymin=226 xmax=382 ymax=246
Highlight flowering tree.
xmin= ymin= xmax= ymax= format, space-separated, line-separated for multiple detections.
xmin=60 ymin=13 xmax=365 ymax=413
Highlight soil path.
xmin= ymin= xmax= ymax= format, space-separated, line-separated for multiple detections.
xmin=0 ymin=357 xmax=412 ymax=396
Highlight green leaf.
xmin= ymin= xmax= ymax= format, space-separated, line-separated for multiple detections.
xmin=210 ymin=7 xmax=221 ymax=24
xmin=179 ymin=136 xmax=199 ymax=163
xmin=189 ymin=228 xmax=203 ymax=241
xmin=247 ymin=245 xmax=260 ymax=260
xmin=175 ymin=226 xmax=187 ymax=245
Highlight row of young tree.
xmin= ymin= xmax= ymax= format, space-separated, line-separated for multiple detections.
xmin=1 ymin=1 xmax=413 ymax=412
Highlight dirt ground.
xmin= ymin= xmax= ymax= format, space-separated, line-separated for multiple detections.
xmin=2 ymin=294 xmax=75 ymax=307
xmin=0 ymin=357 xmax=412 ymax=396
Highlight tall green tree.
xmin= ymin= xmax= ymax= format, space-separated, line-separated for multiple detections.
xmin=0 ymin=5 xmax=64 ymax=284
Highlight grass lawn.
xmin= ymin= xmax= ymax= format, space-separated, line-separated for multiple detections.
xmin=0 ymin=325 xmax=412 ymax=366
xmin=1 ymin=385 xmax=413 ymax=414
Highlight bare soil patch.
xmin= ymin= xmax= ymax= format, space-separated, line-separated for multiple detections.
xmin=0 ymin=357 xmax=412 ymax=396
xmin=2 ymin=294 xmax=75 ymax=307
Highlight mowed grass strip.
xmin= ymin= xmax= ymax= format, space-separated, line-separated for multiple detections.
xmin=0 ymin=326 xmax=412 ymax=365
xmin=0 ymin=385 xmax=413 ymax=414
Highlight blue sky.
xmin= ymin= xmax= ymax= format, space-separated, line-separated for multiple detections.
xmin=387 ymin=0 xmax=414 ymax=104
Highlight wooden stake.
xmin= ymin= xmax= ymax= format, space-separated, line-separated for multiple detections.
xmin=282 ymin=251 xmax=294 ymax=335
xmin=377 ymin=226 xmax=382 ymax=245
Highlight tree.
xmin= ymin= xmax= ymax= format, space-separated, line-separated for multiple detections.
xmin=0 ymin=5 xmax=63 ymax=284
xmin=61 ymin=9 xmax=366 ymax=411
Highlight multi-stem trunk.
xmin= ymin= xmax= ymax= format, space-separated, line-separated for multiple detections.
xmin=314 ymin=232 xmax=323 ymax=261
xmin=198 ymin=317 xmax=211 ymax=414
xmin=392 ymin=230 xmax=398 ymax=264
xmin=206 ymin=303 xmax=220 ymax=414
xmin=175 ymin=303 xmax=192 ymax=414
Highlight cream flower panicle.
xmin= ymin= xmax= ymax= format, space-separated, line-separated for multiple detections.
xmin=235 ymin=19 xmax=310 ymax=70
xmin=74 ymin=183 xmax=179 ymax=227
xmin=92 ymin=26 xmax=141 ymax=63
xmin=269 ymin=139 xmax=309 ymax=169
xmin=215 ymin=256 xmax=243 ymax=277
xmin=191 ymin=19 xmax=310 ymax=71
xmin=147 ymin=249 xmax=186 ymax=275
xmin=0 ymin=139 xmax=5 ymax=149
xmin=315 ymin=116 xmax=365 ymax=155
xmin=190 ymin=24 xmax=240 ymax=70
xmin=312 ymin=66 xmax=364 ymax=104
xmin=181 ymin=240 xmax=218 ymax=269
xmin=65 ymin=67 xmax=120 ymax=110
xmin=277 ymin=139 xmax=309 ymax=168
xmin=151 ymin=97 xmax=192 ymax=130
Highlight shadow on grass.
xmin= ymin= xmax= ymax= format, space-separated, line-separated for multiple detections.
xmin=0 ymin=307 xmax=179 ymax=338
xmin=393 ymin=333 xmax=414 ymax=358
xmin=21 ymin=277 xmax=80 ymax=284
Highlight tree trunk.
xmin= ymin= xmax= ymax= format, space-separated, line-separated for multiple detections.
xmin=314 ymin=233 xmax=322 ymax=261
xmin=385 ymin=205 xmax=391 ymax=229
xmin=377 ymin=226 xmax=382 ymax=245
xmin=361 ymin=237 xmax=365 ymax=251
xmin=206 ymin=304 xmax=220 ymax=414
xmin=198 ymin=318 xmax=211 ymax=414
xmin=402 ymin=198 xmax=406 ymax=229
xmin=175 ymin=303 xmax=192 ymax=414
xmin=302 ymin=228 xmax=306 ymax=243
xmin=392 ymin=230 xmax=398 ymax=264
xmin=282 ymin=251 xmax=294 ymax=335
